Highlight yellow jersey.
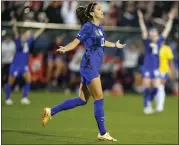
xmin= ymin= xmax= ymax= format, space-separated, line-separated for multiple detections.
xmin=159 ymin=44 xmax=174 ymax=73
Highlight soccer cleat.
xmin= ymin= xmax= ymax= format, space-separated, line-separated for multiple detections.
xmin=144 ymin=107 xmax=154 ymax=115
xmin=5 ymin=99 xmax=13 ymax=105
xmin=21 ymin=98 xmax=30 ymax=105
xmin=42 ymin=108 xmax=52 ymax=127
xmin=98 ymin=132 xmax=117 ymax=142
xmin=155 ymin=108 xmax=164 ymax=113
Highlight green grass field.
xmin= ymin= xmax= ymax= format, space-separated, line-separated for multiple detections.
xmin=2 ymin=91 xmax=178 ymax=144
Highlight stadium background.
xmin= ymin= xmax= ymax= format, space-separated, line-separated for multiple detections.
xmin=1 ymin=1 xmax=179 ymax=144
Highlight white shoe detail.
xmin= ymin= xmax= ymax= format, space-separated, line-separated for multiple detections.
xmin=5 ymin=99 xmax=13 ymax=105
xmin=98 ymin=132 xmax=117 ymax=142
xmin=21 ymin=98 xmax=30 ymax=105
xmin=144 ymin=107 xmax=154 ymax=115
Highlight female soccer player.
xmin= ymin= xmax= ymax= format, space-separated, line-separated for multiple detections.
xmin=137 ymin=9 xmax=175 ymax=114
xmin=42 ymin=2 xmax=125 ymax=142
xmin=5 ymin=20 xmax=46 ymax=105
xmin=155 ymin=42 xmax=175 ymax=112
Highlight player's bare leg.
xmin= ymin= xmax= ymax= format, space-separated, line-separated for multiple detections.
xmin=88 ymin=77 xmax=117 ymax=142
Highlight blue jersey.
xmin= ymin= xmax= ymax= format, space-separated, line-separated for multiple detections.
xmin=76 ymin=22 xmax=105 ymax=71
xmin=143 ymin=36 xmax=165 ymax=70
xmin=12 ymin=37 xmax=34 ymax=67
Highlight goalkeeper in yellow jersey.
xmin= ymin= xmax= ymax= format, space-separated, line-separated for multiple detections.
xmin=154 ymin=43 xmax=175 ymax=112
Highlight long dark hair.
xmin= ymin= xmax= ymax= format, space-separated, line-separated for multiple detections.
xmin=76 ymin=2 xmax=97 ymax=25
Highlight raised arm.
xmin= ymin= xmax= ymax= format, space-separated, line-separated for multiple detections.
xmin=161 ymin=9 xmax=176 ymax=39
xmin=137 ymin=10 xmax=148 ymax=39
xmin=33 ymin=24 xmax=47 ymax=40
xmin=104 ymin=40 xmax=126 ymax=49
xmin=57 ymin=38 xmax=80 ymax=53
xmin=12 ymin=20 xmax=19 ymax=38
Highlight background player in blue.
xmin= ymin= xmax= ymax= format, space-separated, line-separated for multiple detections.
xmin=137 ymin=9 xmax=175 ymax=114
xmin=5 ymin=20 xmax=46 ymax=105
xmin=42 ymin=2 xmax=125 ymax=142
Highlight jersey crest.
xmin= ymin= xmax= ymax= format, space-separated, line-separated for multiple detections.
xmin=95 ymin=29 xmax=103 ymax=37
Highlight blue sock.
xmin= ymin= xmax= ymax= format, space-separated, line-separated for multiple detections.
xmin=51 ymin=97 xmax=87 ymax=116
xmin=150 ymin=87 xmax=158 ymax=101
xmin=23 ymin=83 xmax=30 ymax=98
xmin=5 ymin=83 xmax=12 ymax=100
xmin=94 ymin=99 xmax=106 ymax=136
xmin=143 ymin=88 xmax=150 ymax=108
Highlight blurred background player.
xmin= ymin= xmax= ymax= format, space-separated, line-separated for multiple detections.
xmin=46 ymin=34 xmax=67 ymax=88
xmin=137 ymin=9 xmax=175 ymax=114
xmin=153 ymin=42 xmax=175 ymax=112
xmin=42 ymin=2 xmax=125 ymax=142
xmin=5 ymin=20 xmax=46 ymax=105
xmin=2 ymin=35 xmax=16 ymax=88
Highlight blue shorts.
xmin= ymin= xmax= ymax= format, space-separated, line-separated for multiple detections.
xmin=142 ymin=68 xmax=160 ymax=79
xmin=80 ymin=67 xmax=100 ymax=85
xmin=48 ymin=54 xmax=60 ymax=61
xmin=160 ymin=73 xmax=169 ymax=81
xmin=9 ymin=64 xmax=29 ymax=77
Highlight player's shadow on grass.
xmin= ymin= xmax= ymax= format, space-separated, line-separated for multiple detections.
xmin=2 ymin=129 xmax=105 ymax=144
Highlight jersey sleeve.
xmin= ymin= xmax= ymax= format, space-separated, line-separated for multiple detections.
xmin=76 ymin=24 xmax=91 ymax=42
xmin=27 ymin=37 xmax=34 ymax=46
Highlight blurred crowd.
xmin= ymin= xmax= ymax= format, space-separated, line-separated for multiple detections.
xmin=1 ymin=1 xmax=179 ymax=96
xmin=2 ymin=1 xmax=179 ymax=27
xmin=2 ymin=32 xmax=178 ymax=96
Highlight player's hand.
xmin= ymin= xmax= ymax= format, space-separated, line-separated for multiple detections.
xmin=57 ymin=46 xmax=66 ymax=54
xmin=116 ymin=40 xmax=126 ymax=49
xmin=137 ymin=10 xmax=143 ymax=19
xmin=168 ymin=9 xmax=176 ymax=20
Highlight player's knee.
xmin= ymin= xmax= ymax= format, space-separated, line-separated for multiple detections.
xmin=26 ymin=78 xmax=31 ymax=83
xmin=8 ymin=76 xmax=15 ymax=85
xmin=95 ymin=92 xmax=103 ymax=100
xmin=143 ymin=82 xmax=150 ymax=88
xmin=25 ymin=74 xmax=31 ymax=83
xmin=160 ymin=80 xmax=165 ymax=85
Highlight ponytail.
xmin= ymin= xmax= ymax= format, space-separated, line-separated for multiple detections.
xmin=76 ymin=6 xmax=89 ymax=26
xmin=76 ymin=3 xmax=97 ymax=26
